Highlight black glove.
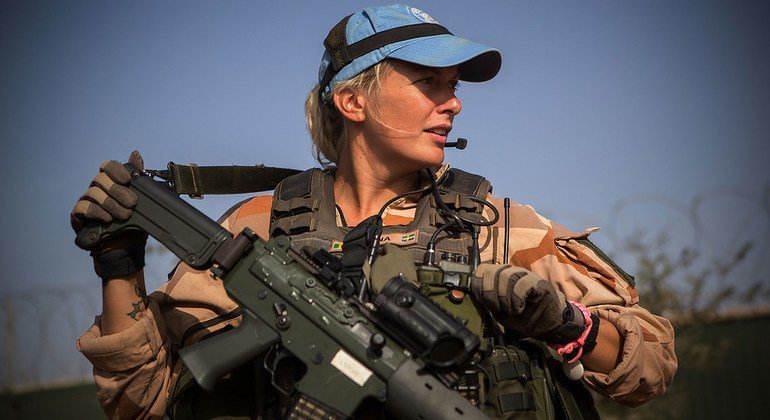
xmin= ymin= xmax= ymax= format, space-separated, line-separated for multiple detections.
xmin=71 ymin=151 xmax=148 ymax=279
xmin=471 ymin=264 xmax=587 ymax=345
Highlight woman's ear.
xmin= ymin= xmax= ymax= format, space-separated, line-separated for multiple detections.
xmin=333 ymin=90 xmax=366 ymax=122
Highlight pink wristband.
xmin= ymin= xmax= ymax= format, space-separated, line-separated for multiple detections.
xmin=552 ymin=302 xmax=593 ymax=364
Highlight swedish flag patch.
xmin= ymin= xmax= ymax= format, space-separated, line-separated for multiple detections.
xmin=379 ymin=230 xmax=419 ymax=246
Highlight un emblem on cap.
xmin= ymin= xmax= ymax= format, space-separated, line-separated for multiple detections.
xmin=409 ymin=7 xmax=438 ymax=24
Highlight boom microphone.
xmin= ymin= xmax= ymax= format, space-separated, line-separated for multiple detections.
xmin=444 ymin=138 xmax=467 ymax=150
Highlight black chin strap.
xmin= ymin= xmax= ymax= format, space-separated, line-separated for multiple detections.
xmin=320 ymin=18 xmax=452 ymax=100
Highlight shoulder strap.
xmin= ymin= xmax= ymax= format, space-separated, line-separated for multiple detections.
xmin=442 ymin=168 xmax=492 ymax=197
xmin=165 ymin=163 xmax=302 ymax=197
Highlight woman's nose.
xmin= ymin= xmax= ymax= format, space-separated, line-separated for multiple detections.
xmin=438 ymin=94 xmax=462 ymax=116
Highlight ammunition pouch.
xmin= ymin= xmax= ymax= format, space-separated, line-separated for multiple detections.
xmin=476 ymin=342 xmax=600 ymax=420
xmin=479 ymin=345 xmax=538 ymax=419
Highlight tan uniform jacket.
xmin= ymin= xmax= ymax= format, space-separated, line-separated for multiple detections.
xmin=77 ymin=174 xmax=677 ymax=419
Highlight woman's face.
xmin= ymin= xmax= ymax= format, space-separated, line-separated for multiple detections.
xmin=361 ymin=60 xmax=462 ymax=174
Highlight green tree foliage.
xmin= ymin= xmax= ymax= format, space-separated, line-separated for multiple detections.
xmin=595 ymin=222 xmax=769 ymax=419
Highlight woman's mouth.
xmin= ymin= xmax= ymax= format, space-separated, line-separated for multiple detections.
xmin=425 ymin=126 xmax=451 ymax=142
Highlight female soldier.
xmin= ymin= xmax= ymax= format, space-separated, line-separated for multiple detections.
xmin=72 ymin=4 xmax=676 ymax=419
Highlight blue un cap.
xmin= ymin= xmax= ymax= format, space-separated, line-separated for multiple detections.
xmin=319 ymin=4 xmax=502 ymax=101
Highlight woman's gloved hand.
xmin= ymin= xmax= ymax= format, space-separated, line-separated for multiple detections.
xmin=471 ymin=264 xmax=587 ymax=345
xmin=70 ymin=151 xmax=148 ymax=279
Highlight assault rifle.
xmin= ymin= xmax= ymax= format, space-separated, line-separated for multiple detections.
xmin=75 ymin=164 xmax=485 ymax=419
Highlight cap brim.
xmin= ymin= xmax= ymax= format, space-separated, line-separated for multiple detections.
xmin=388 ymin=34 xmax=502 ymax=82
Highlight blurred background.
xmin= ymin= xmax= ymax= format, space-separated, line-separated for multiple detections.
xmin=1 ymin=0 xmax=768 ymax=418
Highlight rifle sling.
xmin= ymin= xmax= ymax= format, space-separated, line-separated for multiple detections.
xmin=169 ymin=163 xmax=302 ymax=196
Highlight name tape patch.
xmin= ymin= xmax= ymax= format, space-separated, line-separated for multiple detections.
xmin=329 ymin=230 xmax=419 ymax=251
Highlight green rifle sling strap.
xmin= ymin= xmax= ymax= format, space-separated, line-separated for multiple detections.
xmin=168 ymin=163 xmax=302 ymax=197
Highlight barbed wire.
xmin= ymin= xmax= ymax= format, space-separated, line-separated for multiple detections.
xmin=604 ymin=186 xmax=770 ymax=312
xmin=0 ymin=240 xmax=178 ymax=393
xmin=1 ymin=285 xmax=100 ymax=392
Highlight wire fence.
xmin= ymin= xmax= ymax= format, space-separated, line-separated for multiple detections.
xmin=0 ymin=241 xmax=177 ymax=393
xmin=1 ymin=286 xmax=100 ymax=392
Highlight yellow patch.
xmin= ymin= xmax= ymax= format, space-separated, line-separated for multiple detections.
xmin=330 ymin=241 xmax=343 ymax=251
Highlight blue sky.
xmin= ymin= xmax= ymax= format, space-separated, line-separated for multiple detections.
xmin=2 ymin=1 xmax=768 ymax=313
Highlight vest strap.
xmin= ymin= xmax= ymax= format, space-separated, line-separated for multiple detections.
xmin=494 ymin=360 xmax=533 ymax=382
xmin=272 ymin=197 xmax=320 ymax=216
xmin=498 ymin=392 xmax=536 ymax=413
xmin=337 ymin=215 xmax=382 ymax=296
xmin=271 ymin=212 xmax=318 ymax=236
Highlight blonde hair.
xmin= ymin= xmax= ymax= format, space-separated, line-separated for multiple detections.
xmin=305 ymin=60 xmax=393 ymax=167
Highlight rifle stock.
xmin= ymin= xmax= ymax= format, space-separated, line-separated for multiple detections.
xmin=75 ymin=163 xmax=230 ymax=269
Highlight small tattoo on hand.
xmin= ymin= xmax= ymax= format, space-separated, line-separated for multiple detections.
xmin=127 ymin=301 xmax=146 ymax=321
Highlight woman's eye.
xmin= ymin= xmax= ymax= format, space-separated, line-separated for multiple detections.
xmin=415 ymin=77 xmax=459 ymax=92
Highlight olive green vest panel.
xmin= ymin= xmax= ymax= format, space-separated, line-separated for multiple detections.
xmin=269 ymin=167 xmax=492 ymax=340
xmin=268 ymin=167 xmax=492 ymax=263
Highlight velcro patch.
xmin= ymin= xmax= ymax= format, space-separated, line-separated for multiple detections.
xmin=380 ymin=230 xmax=419 ymax=246
xmin=329 ymin=230 xmax=420 ymax=252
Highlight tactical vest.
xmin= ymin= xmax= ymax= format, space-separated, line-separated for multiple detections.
xmin=168 ymin=167 xmax=600 ymax=419
xmin=268 ymin=168 xmax=599 ymax=420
